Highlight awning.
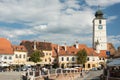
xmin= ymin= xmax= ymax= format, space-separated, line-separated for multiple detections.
xmin=0 ymin=63 xmax=9 ymax=67
xmin=107 ymin=58 xmax=120 ymax=67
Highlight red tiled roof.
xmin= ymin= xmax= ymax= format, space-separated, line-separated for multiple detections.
xmin=13 ymin=45 xmax=27 ymax=52
xmin=0 ymin=38 xmax=14 ymax=54
xmin=52 ymin=43 xmax=107 ymax=58
xmin=51 ymin=44 xmax=58 ymax=57
xmin=20 ymin=40 xmax=52 ymax=56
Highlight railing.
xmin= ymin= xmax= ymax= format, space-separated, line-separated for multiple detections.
xmin=26 ymin=68 xmax=80 ymax=80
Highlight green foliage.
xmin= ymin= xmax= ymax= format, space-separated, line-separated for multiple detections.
xmin=76 ymin=49 xmax=87 ymax=64
xmin=30 ymin=50 xmax=44 ymax=63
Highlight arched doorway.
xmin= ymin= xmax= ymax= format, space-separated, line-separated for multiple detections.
xmin=99 ymin=62 xmax=105 ymax=69
xmin=61 ymin=64 xmax=64 ymax=68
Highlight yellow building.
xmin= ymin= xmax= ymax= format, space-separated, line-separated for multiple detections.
xmin=12 ymin=45 xmax=27 ymax=65
xmin=20 ymin=40 xmax=53 ymax=66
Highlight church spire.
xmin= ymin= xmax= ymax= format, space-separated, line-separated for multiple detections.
xmin=95 ymin=6 xmax=104 ymax=19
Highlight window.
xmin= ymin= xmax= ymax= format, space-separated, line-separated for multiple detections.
xmin=87 ymin=57 xmax=89 ymax=61
xmin=16 ymin=54 xmax=18 ymax=58
xmin=49 ymin=58 xmax=51 ymax=62
xmin=103 ymin=58 xmax=105 ymax=60
xmin=45 ymin=59 xmax=47 ymax=62
xmin=19 ymin=54 xmax=21 ymax=58
xmin=23 ymin=54 xmax=26 ymax=58
xmin=99 ymin=20 xmax=101 ymax=24
xmin=88 ymin=64 xmax=90 ymax=68
xmin=72 ymin=57 xmax=74 ymax=61
xmin=4 ymin=56 xmax=7 ymax=59
xmin=61 ymin=57 xmax=64 ymax=61
xmin=67 ymin=57 xmax=69 ymax=61
xmin=9 ymin=56 xmax=12 ymax=60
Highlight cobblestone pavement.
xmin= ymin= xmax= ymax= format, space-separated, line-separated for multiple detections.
xmin=0 ymin=71 xmax=23 ymax=80
xmin=75 ymin=70 xmax=103 ymax=80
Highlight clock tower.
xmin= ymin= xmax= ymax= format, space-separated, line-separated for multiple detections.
xmin=93 ymin=9 xmax=107 ymax=53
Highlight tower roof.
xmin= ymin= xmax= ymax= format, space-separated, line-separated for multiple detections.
xmin=95 ymin=10 xmax=104 ymax=19
xmin=0 ymin=38 xmax=14 ymax=54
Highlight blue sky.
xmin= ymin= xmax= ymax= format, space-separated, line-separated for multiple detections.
xmin=0 ymin=0 xmax=120 ymax=49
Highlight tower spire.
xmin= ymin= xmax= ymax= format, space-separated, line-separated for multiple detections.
xmin=98 ymin=5 xmax=100 ymax=10
xmin=95 ymin=5 xmax=103 ymax=19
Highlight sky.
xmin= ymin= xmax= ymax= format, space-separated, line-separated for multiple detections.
xmin=0 ymin=0 xmax=120 ymax=49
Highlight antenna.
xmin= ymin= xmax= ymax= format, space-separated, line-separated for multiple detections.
xmin=98 ymin=5 xmax=100 ymax=10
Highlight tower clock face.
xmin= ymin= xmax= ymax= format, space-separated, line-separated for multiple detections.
xmin=98 ymin=25 xmax=103 ymax=29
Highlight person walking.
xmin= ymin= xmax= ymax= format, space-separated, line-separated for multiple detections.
xmin=80 ymin=69 xmax=83 ymax=78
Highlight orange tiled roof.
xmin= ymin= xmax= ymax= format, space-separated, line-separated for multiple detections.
xmin=57 ymin=44 xmax=100 ymax=57
xmin=0 ymin=38 xmax=14 ymax=54
xmin=98 ymin=50 xmax=107 ymax=57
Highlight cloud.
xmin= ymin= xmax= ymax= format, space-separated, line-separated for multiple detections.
xmin=107 ymin=16 xmax=117 ymax=23
xmin=0 ymin=0 xmax=119 ymax=48
xmin=85 ymin=0 xmax=120 ymax=7
xmin=108 ymin=35 xmax=120 ymax=48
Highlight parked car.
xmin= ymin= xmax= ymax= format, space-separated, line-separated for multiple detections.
xmin=91 ymin=67 xmax=97 ymax=71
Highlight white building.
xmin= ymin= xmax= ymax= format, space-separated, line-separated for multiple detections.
xmin=93 ymin=9 xmax=107 ymax=53
xmin=0 ymin=38 xmax=14 ymax=67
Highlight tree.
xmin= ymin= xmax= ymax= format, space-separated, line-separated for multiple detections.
xmin=76 ymin=49 xmax=87 ymax=65
xmin=30 ymin=50 xmax=44 ymax=63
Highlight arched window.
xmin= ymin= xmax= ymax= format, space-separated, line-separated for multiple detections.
xmin=61 ymin=57 xmax=64 ymax=61
xmin=16 ymin=54 xmax=18 ymax=58
xmin=9 ymin=56 xmax=12 ymax=60
xmin=23 ymin=54 xmax=26 ymax=58
xmin=72 ymin=57 xmax=74 ymax=61
xmin=88 ymin=64 xmax=90 ymax=68
xmin=4 ymin=56 xmax=7 ymax=59
xmin=83 ymin=64 xmax=85 ymax=68
xmin=67 ymin=57 xmax=69 ymax=61
xmin=99 ymin=20 xmax=101 ymax=24
xmin=45 ymin=59 xmax=47 ymax=62
xmin=87 ymin=57 xmax=89 ymax=61
xmin=19 ymin=54 xmax=21 ymax=58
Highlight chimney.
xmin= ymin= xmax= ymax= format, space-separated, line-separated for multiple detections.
xmin=64 ymin=43 xmax=67 ymax=51
xmin=34 ymin=40 xmax=37 ymax=50
xmin=58 ymin=45 xmax=60 ymax=53
xmin=75 ymin=41 xmax=79 ymax=49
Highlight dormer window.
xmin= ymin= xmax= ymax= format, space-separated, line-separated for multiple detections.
xmin=21 ymin=48 xmax=24 ymax=50
xmin=16 ymin=47 xmax=18 ymax=50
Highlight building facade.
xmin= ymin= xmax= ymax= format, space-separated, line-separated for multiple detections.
xmin=20 ymin=40 xmax=53 ymax=66
xmin=0 ymin=38 xmax=14 ymax=67
xmin=12 ymin=45 xmax=27 ymax=65
xmin=93 ymin=9 xmax=107 ymax=52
